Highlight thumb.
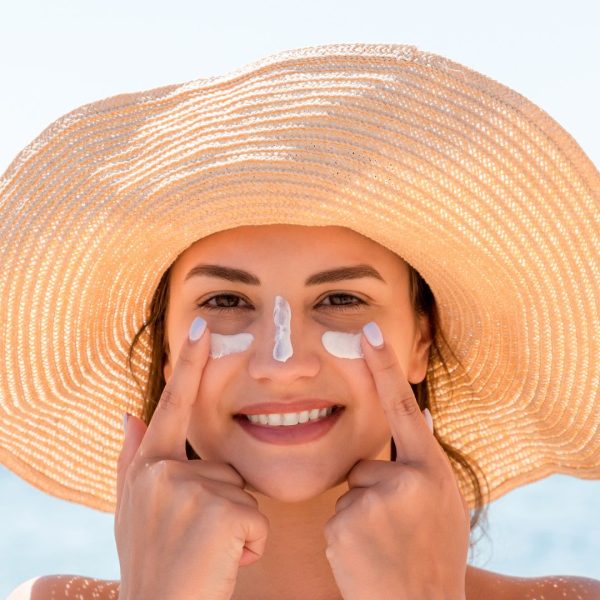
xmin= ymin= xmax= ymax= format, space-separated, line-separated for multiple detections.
xmin=115 ymin=413 xmax=147 ymax=517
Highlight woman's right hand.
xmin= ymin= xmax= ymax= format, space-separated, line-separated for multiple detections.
xmin=115 ymin=318 xmax=269 ymax=600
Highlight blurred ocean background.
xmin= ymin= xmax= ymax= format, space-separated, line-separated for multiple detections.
xmin=1 ymin=0 xmax=598 ymax=597
xmin=1 ymin=468 xmax=599 ymax=597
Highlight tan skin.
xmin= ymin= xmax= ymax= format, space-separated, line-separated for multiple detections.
xmin=10 ymin=226 xmax=600 ymax=599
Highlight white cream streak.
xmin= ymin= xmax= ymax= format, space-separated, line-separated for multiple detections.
xmin=273 ymin=295 xmax=293 ymax=362
xmin=210 ymin=333 xmax=254 ymax=359
xmin=321 ymin=331 xmax=364 ymax=359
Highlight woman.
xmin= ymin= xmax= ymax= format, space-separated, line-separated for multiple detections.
xmin=2 ymin=43 xmax=599 ymax=599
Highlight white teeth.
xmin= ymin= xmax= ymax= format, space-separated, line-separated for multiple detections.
xmin=246 ymin=407 xmax=337 ymax=426
xmin=268 ymin=414 xmax=283 ymax=426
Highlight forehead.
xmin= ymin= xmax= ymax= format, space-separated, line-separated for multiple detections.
xmin=167 ymin=225 xmax=413 ymax=300
xmin=174 ymin=224 xmax=403 ymax=268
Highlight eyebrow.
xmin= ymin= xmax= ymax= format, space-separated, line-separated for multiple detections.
xmin=183 ymin=263 xmax=386 ymax=286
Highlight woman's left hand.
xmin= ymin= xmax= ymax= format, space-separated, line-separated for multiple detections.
xmin=324 ymin=324 xmax=471 ymax=600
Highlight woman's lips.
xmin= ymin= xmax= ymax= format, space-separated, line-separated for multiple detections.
xmin=234 ymin=407 xmax=344 ymax=445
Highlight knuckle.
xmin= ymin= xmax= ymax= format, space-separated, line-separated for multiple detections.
xmin=152 ymin=458 xmax=174 ymax=480
xmin=387 ymin=472 xmax=409 ymax=496
xmin=203 ymin=495 xmax=235 ymax=520
xmin=360 ymin=488 xmax=384 ymax=514
xmin=438 ymin=467 xmax=458 ymax=490
xmin=148 ymin=460 xmax=181 ymax=498
xmin=179 ymin=481 xmax=212 ymax=514
xmin=425 ymin=469 xmax=457 ymax=502
xmin=324 ymin=544 xmax=338 ymax=563
xmin=139 ymin=458 xmax=177 ymax=490
xmin=388 ymin=393 xmax=420 ymax=418
xmin=191 ymin=478 xmax=221 ymax=503
xmin=398 ymin=468 xmax=426 ymax=497
xmin=158 ymin=385 xmax=181 ymax=411
xmin=374 ymin=353 xmax=398 ymax=375
xmin=324 ymin=517 xmax=350 ymax=545
xmin=177 ymin=347 xmax=196 ymax=368
xmin=119 ymin=454 xmax=142 ymax=483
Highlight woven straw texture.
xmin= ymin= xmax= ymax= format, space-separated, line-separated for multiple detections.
xmin=0 ymin=43 xmax=598 ymax=512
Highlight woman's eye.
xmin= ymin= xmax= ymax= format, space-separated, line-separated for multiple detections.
xmin=198 ymin=294 xmax=252 ymax=313
xmin=197 ymin=293 xmax=366 ymax=313
xmin=319 ymin=293 xmax=366 ymax=312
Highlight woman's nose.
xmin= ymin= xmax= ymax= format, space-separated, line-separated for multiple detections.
xmin=247 ymin=297 xmax=320 ymax=383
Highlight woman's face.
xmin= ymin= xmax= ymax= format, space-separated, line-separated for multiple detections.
xmin=163 ymin=225 xmax=432 ymax=502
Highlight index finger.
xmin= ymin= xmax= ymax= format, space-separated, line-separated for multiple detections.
xmin=139 ymin=316 xmax=210 ymax=461
xmin=361 ymin=321 xmax=438 ymax=466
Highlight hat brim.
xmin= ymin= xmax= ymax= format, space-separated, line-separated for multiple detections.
xmin=1 ymin=43 xmax=598 ymax=512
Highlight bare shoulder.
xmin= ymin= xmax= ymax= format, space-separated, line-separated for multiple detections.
xmin=467 ymin=564 xmax=600 ymax=600
xmin=7 ymin=575 xmax=120 ymax=600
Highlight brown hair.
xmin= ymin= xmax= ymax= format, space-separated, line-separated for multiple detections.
xmin=127 ymin=260 xmax=490 ymax=553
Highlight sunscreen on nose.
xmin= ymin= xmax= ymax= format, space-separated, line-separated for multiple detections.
xmin=273 ymin=295 xmax=293 ymax=362
xmin=210 ymin=333 xmax=254 ymax=359
xmin=321 ymin=331 xmax=364 ymax=359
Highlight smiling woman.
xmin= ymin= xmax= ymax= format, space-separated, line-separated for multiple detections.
xmin=1 ymin=43 xmax=599 ymax=599
xmin=129 ymin=224 xmax=488 ymax=521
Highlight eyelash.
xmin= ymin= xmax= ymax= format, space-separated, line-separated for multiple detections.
xmin=197 ymin=293 xmax=367 ymax=314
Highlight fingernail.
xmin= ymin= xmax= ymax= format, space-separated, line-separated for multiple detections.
xmin=363 ymin=321 xmax=384 ymax=348
xmin=422 ymin=408 xmax=434 ymax=434
xmin=123 ymin=412 xmax=130 ymax=433
xmin=189 ymin=316 xmax=207 ymax=342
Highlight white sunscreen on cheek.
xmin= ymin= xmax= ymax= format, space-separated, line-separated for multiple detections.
xmin=273 ymin=295 xmax=293 ymax=362
xmin=210 ymin=333 xmax=254 ymax=359
xmin=321 ymin=331 xmax=364 ymax=359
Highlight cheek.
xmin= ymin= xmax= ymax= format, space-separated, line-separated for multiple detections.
xmin=330 ymin=356 xmax=388 ymax=422
xmin=353 ymin=373 xmax=390 ymax=432
xmin=185 ymin=358 xmax=243 ymax=453
xmin=329 ymin=349 xmax=398 ymax=434
xmin=336 ymin=361 xmax=393 ymax=459
xmin=193 ymin=357 xmax=239 ymax=412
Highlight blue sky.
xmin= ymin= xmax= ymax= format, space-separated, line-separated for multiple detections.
xmin=1 ymin=0 xmax=598 ymax=595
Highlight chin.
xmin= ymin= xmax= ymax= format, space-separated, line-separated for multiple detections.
xmin=240 ymin=465 xmax=350 ymax=504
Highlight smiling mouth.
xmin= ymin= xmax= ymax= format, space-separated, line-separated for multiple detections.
xmin=234 ymin=405 xmax=344 ymax=427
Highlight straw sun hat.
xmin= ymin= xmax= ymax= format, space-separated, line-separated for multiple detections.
xmin=0 ymin=43 xmax=598 ymax=513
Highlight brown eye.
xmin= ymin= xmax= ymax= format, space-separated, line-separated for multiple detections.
xmin=319 ymin=293 xmax=366 ymax=311
xmin=197 ymin=294 xmax=252 ymax=312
